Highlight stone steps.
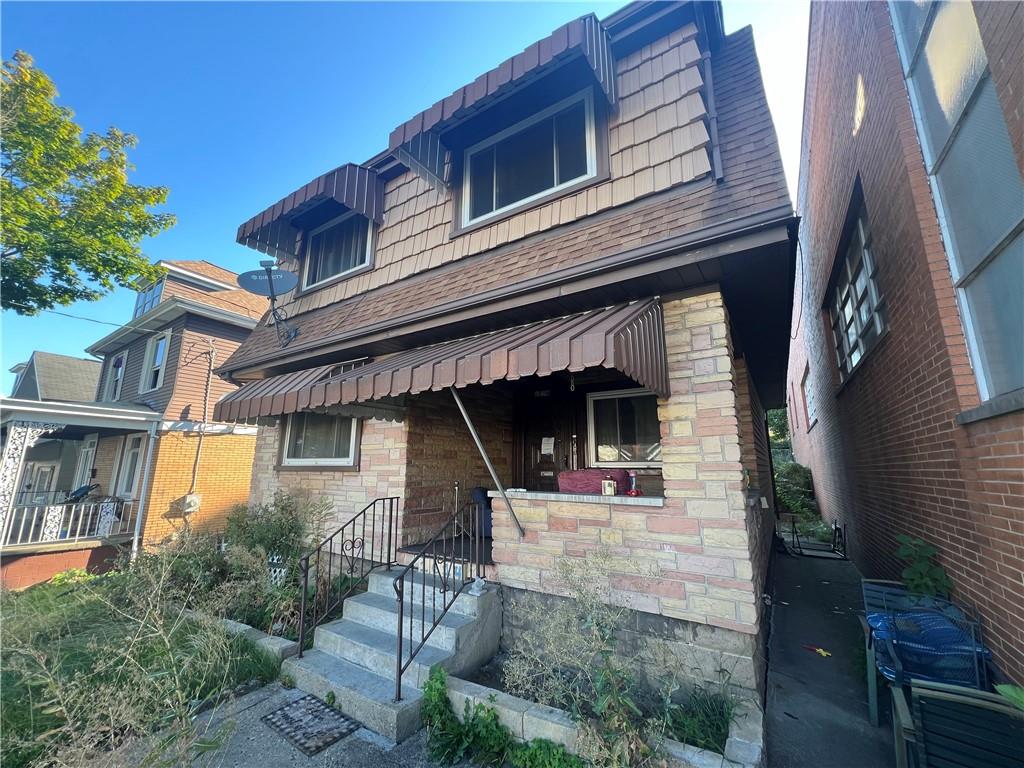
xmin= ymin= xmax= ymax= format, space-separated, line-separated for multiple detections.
xmin=281 ymin=566 xmax=500 ymax=742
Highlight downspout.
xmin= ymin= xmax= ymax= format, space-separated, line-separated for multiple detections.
xmin=448 ymin=386 xmax=525 ymax=538
xmin=130 ymin=423 xmax=159 ymax=560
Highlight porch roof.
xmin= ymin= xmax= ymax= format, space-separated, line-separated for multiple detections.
xmin=213 ymin=299 xmax=669 ymax=422
xmin=0 ymin=397 xmax=161 ymax=433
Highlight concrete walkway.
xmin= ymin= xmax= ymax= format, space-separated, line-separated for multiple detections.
xmin=765 ymin=549 xmax=893 ymax=768
xmin=194 ymin=684 xmax=435 ymax=767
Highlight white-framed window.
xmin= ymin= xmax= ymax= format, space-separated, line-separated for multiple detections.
xmin=829 ymin=206 xmax=886 ymax=382
xmin=105 ymin=352 xmax=128 ymax=401
xmin=890 ymin=0 xmax=1023 ymax=400
xmin=303 ymin=212 xmax=373 ymax=289
xmin=73 ymin=433 xmax=98 ymax=490
xmin=586 ymin=388 xmax=661 ymax=468
xmin=115 ymin=434 xmax=145 ymax=497
xmin=133 ymin=279 xmax=164 ymax=318
xmin=281 ymin=412 xmax=358 ymax=467
xmin=140 ymin=331 xmax=171 ymax=393
xmin=462 ymin=87 xmax=597 ymax=227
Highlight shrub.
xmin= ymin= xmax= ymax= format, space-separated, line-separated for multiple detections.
xmin=225 ymin=490 xmax=330 ymax=574
xmin=664 ymin=684 xmax=736 ymax=754
xmin=895 ymin=535 xmax=952 ymax=597
xmin=511 ymin=739 xmax=586 ymax=768
xmin=48 ymin=567 xmax=97 ymax=587
xmin=774 ymin=461 xmax=815 ymax=517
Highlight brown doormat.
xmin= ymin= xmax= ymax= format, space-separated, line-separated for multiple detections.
xmin=261 ymin=694 xmax=361 ymax=756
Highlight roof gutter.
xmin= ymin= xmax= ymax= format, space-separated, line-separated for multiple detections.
xmin=220 ymin=203 xmax=796 ymax=379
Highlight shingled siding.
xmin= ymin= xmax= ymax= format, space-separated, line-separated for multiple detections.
xmin=224 ymin=25 xmax=789 ymax=373
xmin=97 ymin=316 xmax=185 ymax=413
xmin=280 ymin=23 xmax=710 ymax=319
xmin=164 ymin=316 xmax=250 ymax=422
xmin=790 ymin=1 xmax=1024 ymax=682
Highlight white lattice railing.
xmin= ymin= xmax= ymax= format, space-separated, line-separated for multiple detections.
xmin=1 ymin=500 xmax=138 ymax=549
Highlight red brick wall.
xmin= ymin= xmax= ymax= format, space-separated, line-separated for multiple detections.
xmin=1 ymin=545 xmax=121 ymax=590
xmin=790 ymin=1 xmax=1024 ymax=682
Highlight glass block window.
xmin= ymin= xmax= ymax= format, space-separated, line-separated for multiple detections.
xmin=890 ymin=1 xmax=1024 ymax=399
xmin=830 ymin=207 xmax=886 ymax=381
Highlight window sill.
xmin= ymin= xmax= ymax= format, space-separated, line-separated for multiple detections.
xmin=276 ymin=462 xmax=358 ymax=472
xmin=955 ymin=388 xmax=1024 ymax=426
xmin=449 ymin=168 xmax=610 ymax=241
xmin=487 ymin=489 xmax=664 ymax=507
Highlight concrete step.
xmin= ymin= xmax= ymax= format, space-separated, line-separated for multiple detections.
xmin=281 ymin=649 xmax=422 ymax=742
xmin=366 ymin=568 xmax=490 ymax=617
xmin=343 ymin=590 xmax=475 ymax=652
xmin=314 ymin=618 xmax=454 ymax=687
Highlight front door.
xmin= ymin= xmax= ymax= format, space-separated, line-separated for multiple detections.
xmin=519 ymin=381 xmax=575 ymax=492
xmin=31 ymin=464 xmax=58 ymax=504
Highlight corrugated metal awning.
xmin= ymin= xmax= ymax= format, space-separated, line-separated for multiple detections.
xmin=214 ymin=299 xmax=669 ymax=423
xmin=236 ymin=163 xmax=385 ymax=259
xmin=387 ymin=13 xmax=617 ymax=190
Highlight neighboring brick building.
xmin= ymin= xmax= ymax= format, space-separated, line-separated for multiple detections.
xmin=1 ymin=261 xmax=266 ymax=586
xmin=789 ymin=1 xmax=1023 ymax=682
xmin=215 ymin=0 xmax=796 ymax=710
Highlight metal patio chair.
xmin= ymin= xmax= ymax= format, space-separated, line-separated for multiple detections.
xmin=891 ymin=679 xmax=1023 ymax=768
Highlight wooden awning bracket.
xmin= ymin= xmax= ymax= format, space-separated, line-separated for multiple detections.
xmin=449 ymin=386 xmax=525 ymax=539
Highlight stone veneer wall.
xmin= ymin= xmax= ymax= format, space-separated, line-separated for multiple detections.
xmin=491 ymin=288 xmax=768 ymax=695
xmin=249 ymin=417 xmax=409 ymax=537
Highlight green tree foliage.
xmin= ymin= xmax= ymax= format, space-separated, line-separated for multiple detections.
xmin=766 ymin=408 xmax=790 ymax=448
xmin=1 ymin=51 xmax=174 ymax=314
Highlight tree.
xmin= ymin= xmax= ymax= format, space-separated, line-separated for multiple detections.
xmin=1 ymin=51 xmax=174 ymax=315
xmin=766 ymin=408 xmax=790 ymax=449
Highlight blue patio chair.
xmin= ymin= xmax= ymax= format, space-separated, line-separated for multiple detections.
xmin=891 ymin=679 xmax=1023 ymax=768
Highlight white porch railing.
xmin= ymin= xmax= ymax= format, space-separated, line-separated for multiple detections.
xmin=1 ymin=500 xmax=138 ymax=549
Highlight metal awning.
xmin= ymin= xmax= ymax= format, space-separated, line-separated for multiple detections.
xmin=214 ymin=299 xmax=669 ymax=422
xmin=388 ymin=13 xmax=617 ymax=190
xmin=236 ymin=163 xmax=386 ymax=259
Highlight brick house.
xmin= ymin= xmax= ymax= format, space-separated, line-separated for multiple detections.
xmin=0 ymin=260 xmax=267 ymax=588
xmin=215 ymin=0 xmax=796 ymax=726
xmin=788 ymin=1 xmax=1023 ymax=682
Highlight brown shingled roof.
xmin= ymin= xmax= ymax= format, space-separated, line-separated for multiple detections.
xmin=222 ymin=26 xmax=790 ymax=376
xmin=162 ymin=260 xmax=239 ymax=285
xmin=200 ymin=289 xmax=268 ymax=321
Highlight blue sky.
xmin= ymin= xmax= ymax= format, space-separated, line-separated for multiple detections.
xmin=1 ymin=0 xmax=808 ymax=394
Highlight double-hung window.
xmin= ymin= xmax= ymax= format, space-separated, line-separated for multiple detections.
xmin=106 ymin=352 xmax=127 ymax=401
xmin=303 ymin=212 xmax=373 ymax=289
xmin=116 ymin=435 xmax=144 ymax=497
xmin=830 ymin=206 xmax=886 ymax=381
xmin=463 ymin=88 xmax=597 ymax=227
xmin=140 ymin=331 xmax=170 ymax=392
xmin=133 ymin=279 xmax=163 ymax=318
xmin=282 ymin=412 xmax=358 ymax=467
xmin=890 ymin=1 xmax=1024 ymax=399
xmin=587 ymin=389 xmax=662 ymax=467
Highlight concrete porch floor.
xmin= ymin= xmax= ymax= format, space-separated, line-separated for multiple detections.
xmin=766 ymin=548 xmax=894 ymax=767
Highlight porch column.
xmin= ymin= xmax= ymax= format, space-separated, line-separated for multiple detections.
xmin=0 ymin=420 xmax=62 ymax=539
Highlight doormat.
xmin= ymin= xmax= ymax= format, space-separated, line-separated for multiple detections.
xmin=261 ymin=694 xmax=361 ymax=756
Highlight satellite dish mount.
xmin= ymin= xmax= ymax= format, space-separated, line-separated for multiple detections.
xmin=237 ymin=262 xmax=300 ymax=348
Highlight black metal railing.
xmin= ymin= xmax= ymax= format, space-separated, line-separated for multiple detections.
xmin=297 ymin=497 xmax=399 ymax=657
xmin=393 ymin=498 xmax=485 ymax=701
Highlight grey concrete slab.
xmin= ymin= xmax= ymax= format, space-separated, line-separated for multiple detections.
xmin=766 ymin=552 xmax=894 ymax=768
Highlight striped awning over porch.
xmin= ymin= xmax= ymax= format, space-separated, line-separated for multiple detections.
xmin=213 ymin=299 xmax=670 ymax=422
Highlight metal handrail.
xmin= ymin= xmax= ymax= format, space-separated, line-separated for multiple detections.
xmin=393 ymin=495 xmax=484 ymax=701
xmin=297 ymin=497 xmax=400 ymax=657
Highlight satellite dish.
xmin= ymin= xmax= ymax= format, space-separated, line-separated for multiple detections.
xmin=237 ymin=268 xmax=299 ymax=297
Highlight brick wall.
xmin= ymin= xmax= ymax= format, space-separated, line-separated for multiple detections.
xmin=790 ymin=1 xmax=1024 ymax=681
xmin=249 ymin=417 xmax=409 ymax=537
xmin=1 ymin=544 xmax=122 ymax=590
xmin=403 ymin=389 xmax=515 ymax=545
xmin=93 ymin=435 xmax=124 ymax=496
xmin=141 ymin=431 xmax=257 ymax=545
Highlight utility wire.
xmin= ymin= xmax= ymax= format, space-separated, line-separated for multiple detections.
xmin=3 ymin=303 xmax=125 ymax=328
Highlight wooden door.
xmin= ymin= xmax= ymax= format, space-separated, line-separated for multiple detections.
xmin=519 ymin=382 xmax=575 ymax=492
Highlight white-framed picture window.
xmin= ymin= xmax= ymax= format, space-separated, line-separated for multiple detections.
xmin=462 ymin=87 xmax=597 ymax=227
xmin=889 ymin=0 xmax=1024 ymax=400
xmin=586 ymin=388 xmax=662 ymax=468
xmin=281 ymin=412 xmax=358 ymax=467
xmin=105 ymin=352 xmax=128 ymax=401
xmin=829 ymin=205 xmax=887 ymax=382
xmin=115 ymin=434 xmax=145 ymax=498
xmin=140 ymin=331 xmax=171 ymax=393
xmin=303 ymin=212 xmax=373 ymax=289
xmin=133 ymin=279 xmax=164 ymax=318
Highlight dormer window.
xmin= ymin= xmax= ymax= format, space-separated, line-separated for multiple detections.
xmin=462 ymin=88 xmax=596 ymax=227
xmin=303 ymin=213 xmax=374 ymax=289
xmin=133 ymin=279 xmax=164 ymax=318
